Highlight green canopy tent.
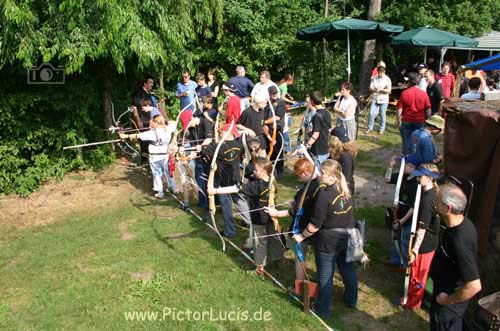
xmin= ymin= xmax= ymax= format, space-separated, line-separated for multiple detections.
xmin=390 ymin=26 xmax=479 ymax=65
xmin=296 ymin=18 xmax=403 ymax=81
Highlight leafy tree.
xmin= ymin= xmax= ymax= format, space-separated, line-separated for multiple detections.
xmin=379 ymin=0 xmax=500 ymax=37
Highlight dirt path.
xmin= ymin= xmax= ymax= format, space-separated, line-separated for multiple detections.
xmin=0 ymin=164 xmax=146 ymax=228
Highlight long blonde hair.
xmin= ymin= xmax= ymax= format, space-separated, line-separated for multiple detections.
xmin=419 ymin=163 xmax=440 ymax=191
xmin=320 ymin=159 xmax=351 ymax=198
xmin=329 ymin=136 xmax=358 ymax=160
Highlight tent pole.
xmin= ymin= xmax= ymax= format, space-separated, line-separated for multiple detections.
xmin=347 ymin=29 xmax=351 ymax=82
xmin=424 ymin=46 xmax=427 ymax=63
xmin=440 ymin=48 xmax=447 ymax=69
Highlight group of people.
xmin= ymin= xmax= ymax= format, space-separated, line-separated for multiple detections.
xmin=119 ymin=64 xmax=482 ymax=330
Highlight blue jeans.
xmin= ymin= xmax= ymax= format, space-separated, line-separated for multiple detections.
xmin=368 ymin=101 xmax=388 ymax=132
xmin=400 ymin=122 xmax=424 ymax=155
xmin=195 ymin=160 xmax=209 ymax=209
xmin=218 ymin=193 xmax=236 ymax=237
xmin=283 ymin=131 xmax=291 ymax=153
xmin=388 ymin=224 xmax=411 ymax=268
xmin=315 ymin=249 xmax=358 ymax=318
xmin=315 ymin=153 xmax=329 ymax=168
xmin=150 ymin=158 xmax=178 ymax=193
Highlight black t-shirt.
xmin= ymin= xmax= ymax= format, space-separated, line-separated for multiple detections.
xmin=310 ymin=108 xmax=331 ymax=156
xmin=426 ymin=82 xmax=442 ymax=115
xmin=288 ymin=178 xmax=322 ymax=233
xmin=390 ymin=173 xmax=418 ymax=222
xmin=265 ymin=98 xmax=286 ymax=131
xmin=208 ymin=81 xmax=220 ymax=107
xmin=237 ymin=106 xmax=266 ymax=148
xmin=337 ymin=151 xmax=355 ymax=195
xmin=310 ymin=184 xmax=356 ymax=253
xmin=430 ymin=218 xmax=480 ymax=314
xmin=201 ymin=139 xmax=242 ymax=186
xmin=244 ymin=160 xmax=258 ymax=182
xmin=131 ymin=89 xmax=154 ymax=126
xmin=186 ymin=118 xmax=214 ymax=146
xmin=415 ymin=188 xmax=440 ymax=254
xmin=241 ymin=179 xmax=273 ymax=225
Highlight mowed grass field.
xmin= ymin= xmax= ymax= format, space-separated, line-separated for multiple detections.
xmin=0 ymin=111 xmax=431 ymax=330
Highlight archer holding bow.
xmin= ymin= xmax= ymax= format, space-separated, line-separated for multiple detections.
xmin=119 ymin=115 xmax=178 ymax=198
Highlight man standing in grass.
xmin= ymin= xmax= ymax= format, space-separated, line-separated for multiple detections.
xmin=396 ymin=72 xmax=431 ymax=155
xmin=430 ymin=184 xmax=481 ymax=331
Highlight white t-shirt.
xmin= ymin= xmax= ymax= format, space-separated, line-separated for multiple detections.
xmin=138 ymin=124 xmax=176 ymax=161
xmin=370 ymin=75 xmax=392 ymax=104
xmin=338 ymin=96 xmax=357 ymax=121
xmin=250 ymin=81 xmax=280 ymax=101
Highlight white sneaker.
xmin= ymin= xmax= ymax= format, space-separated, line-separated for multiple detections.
xmin=154 ymin=192 xmax=165 ymax=199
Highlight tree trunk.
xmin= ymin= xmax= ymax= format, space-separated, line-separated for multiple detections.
xmin=101 ymin=61 xmax=115 ymax=129
xmin=358 ymin=0 xmax=382 ymax=93
xmin=322 ymin=0 xmax=329 ymax=94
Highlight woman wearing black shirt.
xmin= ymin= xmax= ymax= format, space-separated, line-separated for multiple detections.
xmin=328 ymin=129 xmax=357 ymax=195
xmin=265 ymin=157 xmax=320 ymax=285
xmin=402 ymin=163 xmax=440 ymax=310
xmin=300 ymin=91 xmax=331 ymax=165
xmin=293 ymin=159 xmax=358 ymax=318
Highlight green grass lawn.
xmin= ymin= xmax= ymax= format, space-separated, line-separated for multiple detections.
xmin=0 ymin=110 xmax=431 ymax=330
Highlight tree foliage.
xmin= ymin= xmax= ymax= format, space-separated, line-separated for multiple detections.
xmin=379 ymin=0 xmax=500 ymax=37
xmin=0 ymin=0 xmax=498 ymax=195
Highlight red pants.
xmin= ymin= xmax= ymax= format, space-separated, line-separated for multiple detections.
xmin=404 ymin=250 xmax=435 ymax=309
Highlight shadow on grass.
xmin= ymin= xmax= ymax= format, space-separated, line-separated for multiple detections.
xmin=121 ymin=153 xmax=430 ymax=330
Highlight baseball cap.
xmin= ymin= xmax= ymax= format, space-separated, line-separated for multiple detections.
xmin=331 ymin=126 xmax=349 ymax=143
xmin=268 ymin=85 xmax=279 ymax=95
xmin=412 ymin=166 xmax=440 ymax=179
xmin=222 ymin=82 xmax=237 ymax=92
xmin=417 ymin=63 xmax=428 ymax=70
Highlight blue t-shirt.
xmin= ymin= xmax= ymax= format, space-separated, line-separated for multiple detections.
xmin=176 ymin=80 xmax=198 ymax=111
xmin=412 ymin=128 xmax=437 ymax=164
xmin=229 ymin=76 xmax=255 ymax=98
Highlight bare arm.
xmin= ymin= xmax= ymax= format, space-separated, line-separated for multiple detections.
xmin=436 ymin=279 xmax=482 ymax=306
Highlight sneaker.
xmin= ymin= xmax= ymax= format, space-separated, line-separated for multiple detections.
xmin=365 ymin=129 xmax=372 ymax=134
xmin=154 ymin=192 xmax=165 ymax=199
xmin=181 ymin=203 xmax=190 ymax=211
xmin=379 ymin=130 xmax=385 ymax=135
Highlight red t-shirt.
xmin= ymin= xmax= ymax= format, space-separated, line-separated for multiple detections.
xmin=439 ymin=73 xmax=455 ymax=98
xmin=397 ymin=86 xmax=430 ymax=123
xmin=226 ymin=95 xmax=241 ymax=124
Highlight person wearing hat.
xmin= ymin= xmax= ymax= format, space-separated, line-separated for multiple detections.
xmin=367 ymin=67 xmax=392 ymax=135
xmin=264 ymin=85 xmax=286 ymax=177
xmin=329 ymin=126 xmax=357 ymax=195
xmin=396 ymin=72 xmax=431 ymax=155
xmin=371 ymin=60 xmax=386 ymax=78
xmin=220 ymin=82 xmax=241 ymax=124
xmin=417 ymin=63 xmax=428 ymax=91
xmin=385 ymin=154 xmax=420 ymax=269
xmin=399 ymin=163 xmax=440 ymax=310
xmin=411 ymin=114 xmax=444 ymax=165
